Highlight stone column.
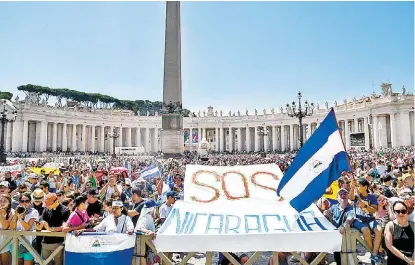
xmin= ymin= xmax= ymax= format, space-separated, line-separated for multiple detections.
xmin=228 ymin=127 xmax=233 ymax=151
xmin=272 ymin=126 xmax=277 ymax=152
xmin=11 ymin=121 xmax=21 ymax=152
xmin=136 ymin=128 xmax=141 ymax=147
xmin=90 ymin=126 xmax=96 ymax=152
xmin=118 ymin=127 xmax=123 ymax=147
xmin=372 ymin=115 xmax=379 ymax=149
xmin=254 ymin=127 xmax=258 ymax=151
xmin=281 ymin=126 xmax=286 ymax=152
xmin=40 ymin=121 xmax=47 ymax=152
xmin=306 ymin=124 xmax=311 ymax=140
xmin=81 ymin=124 xmax=86 ymax=152
xmin=144 ymin=127 xmax=150 ymax=152
xmin=72 ymin=124 xmax=77 ymax=151
xmin=246 ymin=126 xmax=251 ymax=152
xmin=215 ymin=127 xmax=219 ymax=151
xmin=390 ymin=113 xmax=396 ymax=148
xmin=198 ymin=127 xmax=202 ymax=142
xmin=237 ymin=127 xmax=242 ymax=151
xmin=21 ymin=120 xmax=28 ymax=152
xmin=5 ymin=122 xmax=12 ymax=152
xmin=51 ymin=122 xmax=57 ymax=152
xmin=203 ymin=128 xmax=207 ymax=140
xmin=264 ymin=129 xmax=269 ymax=152
xmin=290 ymin=124 xmax=294 ymax=151
xmin=219 ymin=127 xmax=224 ymax=152
xmin=344 ymin=120 xmax=350 ymax=150
xmin=99 ymin=126 xmax=105 ymax=152
xmin=126 ymin=127 xmax=132 ymax=147
xmin=399 ymin=112 xmax=411 ymax=146
xmin=363 ymin=117 xmax=370 ymax=150
xmin=189 ymin=128 xmax=193 ymax=151
xmin=153 ymin=128 xmax=158 ymax=152
xmin=61 ymin=123 xmax=67 ymax=151
xmin=109 ymin=127 xmax=114 ymax=154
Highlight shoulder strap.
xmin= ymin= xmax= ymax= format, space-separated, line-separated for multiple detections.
xmin=408 ymin=220 xmax=415 ymax=232
xmin=74 ymin=211 xmax=85 ymax=223
xmin=388 ymin=221 xmax=395 ymax=234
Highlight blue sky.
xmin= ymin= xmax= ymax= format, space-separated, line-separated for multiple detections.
xmin=0 ymin=1 xmax=413 ymax=113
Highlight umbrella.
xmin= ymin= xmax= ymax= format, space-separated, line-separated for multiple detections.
xmin=110 ymin=167 xmax=128 ymax=173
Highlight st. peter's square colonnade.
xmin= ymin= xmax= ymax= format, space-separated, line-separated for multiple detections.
xmin=3 ymin=86 xmax=414 ymax=153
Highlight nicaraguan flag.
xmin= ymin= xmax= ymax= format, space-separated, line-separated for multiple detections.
xmin=65 ymin=233 xmax=135 ymax=265
xmin=277 ymin=108 xmax=350 ymax=213
xmin=141 ymin=164 xmax=161 ymax=181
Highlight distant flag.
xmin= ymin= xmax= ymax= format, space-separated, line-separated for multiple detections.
xmin=140 ymin=164 xmax=161 ymax=181
xmin=277 ymin=108 xmax=350 ymax=212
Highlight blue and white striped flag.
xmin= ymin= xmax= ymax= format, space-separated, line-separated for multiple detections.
xmin=65 ymin=233 xmax=135 ymax=265
xmin=277 ymin=108 xmax=350 ymax=213
xmin=141 ymin=164 xmax=161 ymax=181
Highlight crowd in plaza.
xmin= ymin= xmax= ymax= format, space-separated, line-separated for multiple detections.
xmin=0 ymin=146 xmax=413 ymax=265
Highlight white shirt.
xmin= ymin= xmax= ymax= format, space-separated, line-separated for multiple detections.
xmin=94 ymin=214 xmax=134 ymax=234
xmin=159 ymin=203 xmax=172 ymax=220
xmin=16 ymin=208 xmax=39 ymax=243
xmin=135 ymin=213 xmax=155 ymax=233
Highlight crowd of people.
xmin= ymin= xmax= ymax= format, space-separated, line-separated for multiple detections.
xmin=0 ymin=146 xmax=412 ymax=265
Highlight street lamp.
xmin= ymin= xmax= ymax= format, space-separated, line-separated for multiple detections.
xmin=257 ymin=125 xmax=269 ymax=155
xmin=286 ymin=92 xmax=314 ymax=148
xmin=0 ymin=100 xmax=17 ymax=163
xmin=108 ymin=127 xmax=120 ymax=157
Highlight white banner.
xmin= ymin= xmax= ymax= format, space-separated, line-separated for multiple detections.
xmin=0 ymin=164 xmax=22 ymax=173
xmin=154 ymin=200 xmax=342 ymax=252
xmin=183 ymin=164 xmax=283 ymax=205
xmin=154 ymin=164 xmax=342 ymax=252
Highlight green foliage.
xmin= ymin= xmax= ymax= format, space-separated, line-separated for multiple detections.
xmin=0 ymin=91 xmax=13 ymax=100
xmin=17 ymin=84 xmax=191 ymax=116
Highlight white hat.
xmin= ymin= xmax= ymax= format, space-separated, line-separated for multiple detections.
xmin=124 ymin=178 xmax=132 ymax=186
xmin=0 ymin=181 xmax=9 ymax=188
xmin=29 ymin=173 xmax=38 ymax=179
xmin=112 ymin=201 xmax=123 ymax=207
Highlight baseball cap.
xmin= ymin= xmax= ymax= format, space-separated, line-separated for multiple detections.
xmin=88 ymin=189 xmax=99 ymax=197
xmin=0 ymin=181 xmax=9 ymax=188
xmin=144 ymin=199 xmax=160 ymax=208
xmin=44 ymin=193 xmax=58 ymax=206
xmin=166 ymin=191 xmax=179 ymax=199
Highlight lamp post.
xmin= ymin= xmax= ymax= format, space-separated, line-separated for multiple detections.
xmin=0 ymin=100 xmax=17 ymax=163
xmin=286 ymin=92 xmax=314 ymax=148
xmin=257 ymin=125 xmax=269 ymax=155
xmin=108 ymin=127 xmax=120 ymax=157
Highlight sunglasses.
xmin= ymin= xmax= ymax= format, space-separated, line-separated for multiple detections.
xmin=20 ymin=200 xmax=30 ymax=203
xmin=394 ymin=209 xmax=407 ymax=214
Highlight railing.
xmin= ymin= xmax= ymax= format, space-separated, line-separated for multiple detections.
xmin=0 ymin=230 xmax=66 ymax=265
xmin=0 ymin=225 xmax=374 ymax=265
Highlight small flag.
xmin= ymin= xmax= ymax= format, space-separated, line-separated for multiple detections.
xmin=277 ymin=108 xmax=350 ymax=212
xmin=140 ymin=164 xmax=161 ymax=181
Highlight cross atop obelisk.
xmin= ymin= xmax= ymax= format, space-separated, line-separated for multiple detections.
xmin=160 ymin=1 xmax=184 ymax=157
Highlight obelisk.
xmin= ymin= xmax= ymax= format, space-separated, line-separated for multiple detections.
xmin=160 ymin=1 xmax=184 ymax=157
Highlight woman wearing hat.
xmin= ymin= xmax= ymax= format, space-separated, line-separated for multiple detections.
xmin=74 ymin=200 xmax=133 ymax=235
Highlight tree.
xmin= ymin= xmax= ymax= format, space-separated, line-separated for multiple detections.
xmin=16 ymin=84 xmax=192 ymax=116
xmin=0 ymin=91 xmax=13 ymax=100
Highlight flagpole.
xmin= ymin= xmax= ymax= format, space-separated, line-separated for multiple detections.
xmin=331 ymin=107 xmax=354 ymax=178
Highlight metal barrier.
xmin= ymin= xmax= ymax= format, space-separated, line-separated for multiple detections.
xmin=0 ymin=225 xmax=372 ymax=265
